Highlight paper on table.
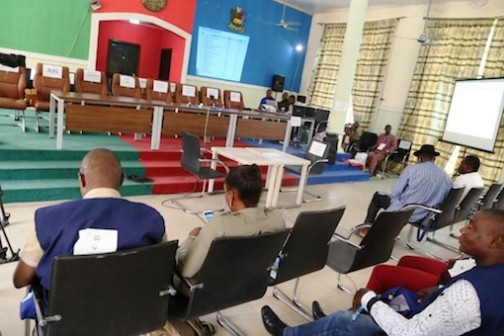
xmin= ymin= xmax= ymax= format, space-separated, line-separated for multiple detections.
xmin=291 ymin=116 xmax=301 ymax=127
xmin=73 ymin=228 xmax=118 ymax=255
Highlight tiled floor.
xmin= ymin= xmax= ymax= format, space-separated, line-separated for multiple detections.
xmin=0 ymin=178 xmax=463 ymax=336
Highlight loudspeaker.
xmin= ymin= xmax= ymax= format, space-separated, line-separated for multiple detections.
xmin=325 ymin=133 xmax=338 ymax=165
xmin=272 ymin=75 xmax=285 ymax=92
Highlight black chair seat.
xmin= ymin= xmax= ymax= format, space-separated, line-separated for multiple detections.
xmin=197 ymin=166 xmax=226 ymax=180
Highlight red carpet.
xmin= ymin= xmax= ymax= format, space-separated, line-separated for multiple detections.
xmin=119 ymin=135 xmax=298 ymax=195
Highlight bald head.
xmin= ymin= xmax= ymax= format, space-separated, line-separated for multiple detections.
xmin=79 ymin=149 xmax=123 ymax=196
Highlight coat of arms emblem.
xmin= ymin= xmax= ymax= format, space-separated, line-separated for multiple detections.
xmin=142 ymin=0 xmax=167 ymax=12
xmin=228 ymin=7 xmax=245 ymax=33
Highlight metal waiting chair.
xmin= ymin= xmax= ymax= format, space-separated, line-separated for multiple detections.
xmin=381 ymin=139 xmax=412 ymax=175
xmin=493 ymin=187 xmax=504 ymax=210
xmin=32 ymin=241 xmax=178 ymax=336
xmin=269 ymin=207 xmax=345 ymax=320
xmin=169 ymin=229 xmax=291 ymax=335
xmin=350 ymin=131 xmax=378 ymax=155
xmin=326 ymin=209 xmax=414 ymax=293
xmin=283 ymin=138 xmax=332 ymax=203
xmin=164 ymin=131 xmax=229 ymax=214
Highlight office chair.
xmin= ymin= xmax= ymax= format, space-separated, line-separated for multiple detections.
xmin=326 ymin=209 xmax=414 ymax=293
xmin=32 ymin=241 xmax=178 ymax=336
xmin=146 ymin=79 xmax=173 ymax=103
xmin=223 ymin=90 xmax=244 ymax=110
xmin=200 ymin=87 xmax=223 ymax=107
xmin=163 ymin=131 xmax=229 ymax=215
xmin=170 ymin=230 xmax=290 ymax=336
xmin=74 ymin=69 xmax=108 ymax=96
xmin=283 ymin=138 xmax=332 ymax=203
xmin=33 ymin=63 xmax=70 ymax=132
xmin=269 ymin=207 xmax=345 ymax=320
xmin=175 ymin=84 xmax=199 ymax=105
xmin=0 ymin=65 xmax=27 ymax=131
xmin=111 ymin=73 xmax=141 ymax=98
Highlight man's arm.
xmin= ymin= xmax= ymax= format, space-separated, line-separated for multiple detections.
xmin=365 ymin=280 xmax=481 ymax=336
xmin=13 ymin=260 xmax=37 ymax=288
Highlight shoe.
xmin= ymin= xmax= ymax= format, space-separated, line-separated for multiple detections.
xmin=312 ymin=301 xmax=326 ymax=320
xmin=261 ymin=306 xmax=287 ymax=336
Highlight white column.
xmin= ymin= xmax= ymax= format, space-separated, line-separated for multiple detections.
xmin=327 ymin=0 xmax=369 ymax=134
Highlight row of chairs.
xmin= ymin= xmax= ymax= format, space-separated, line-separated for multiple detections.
xmin=0 ymin=63 xmax=247 ymax=128
xmin=31 ymin=206 xmax=416 ymax=335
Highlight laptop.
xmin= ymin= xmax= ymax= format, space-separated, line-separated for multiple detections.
xmin=265 ymin=99 xmax=278 ymax=111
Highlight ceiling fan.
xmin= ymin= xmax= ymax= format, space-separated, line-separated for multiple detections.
xmin=265 ymin=4 xmax=301 ymax=31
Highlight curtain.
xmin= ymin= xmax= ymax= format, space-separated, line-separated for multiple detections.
xmin=309 ymin=19 xmax=397 ymax=131
xmin=398 ymin=18 xmax=504 ymax=184
xmin=309 ymin=24 xmax=346 ymax=108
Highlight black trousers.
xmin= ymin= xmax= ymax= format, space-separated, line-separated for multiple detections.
xmin=365 ymin=192 xmax=391 ymax=224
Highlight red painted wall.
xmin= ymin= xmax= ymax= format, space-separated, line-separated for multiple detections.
xmin=95 ymin=0 xmax=196 ymax=34
xmin=96 ymin=21 xmax=162 ymax=78
xmin=161 ymin=31 xmax=185 ymax=82
xmin=96 ymin=21 xmax=184 ymax=82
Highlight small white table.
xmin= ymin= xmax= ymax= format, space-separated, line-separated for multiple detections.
xmin=208 ymin=147 xmax=310 ymax=208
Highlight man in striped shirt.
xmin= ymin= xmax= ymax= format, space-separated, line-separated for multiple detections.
xmin=360 ymin=144 xmax=452 ymax=235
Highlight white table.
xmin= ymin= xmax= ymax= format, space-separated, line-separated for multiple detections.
xmin=208 ymin=147 xmax=310 ymax=208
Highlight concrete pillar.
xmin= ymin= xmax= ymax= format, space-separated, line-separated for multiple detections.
xmin=327 ymin=0 xmax=369 ymax=134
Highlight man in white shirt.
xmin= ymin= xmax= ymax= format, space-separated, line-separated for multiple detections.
xmin=453 ymin=155 xmax=484 ymax=201
xmin=261 ymin=208 xmax=504 ymax=336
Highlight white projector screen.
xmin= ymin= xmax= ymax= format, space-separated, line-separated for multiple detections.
xmin=442 ymin=78 xmax=504 ymax=153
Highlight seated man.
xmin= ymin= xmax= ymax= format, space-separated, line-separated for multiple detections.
xmin=13 ymin=149 xmax=166 ymax=317
xmin=176 ymin=164 xmax=286 ymax=278
xmin=361 ymin=144 xmax=452 ymax=236
xmin=259 ymin=89 xmax=276 ymax=110
xmin=262 ymin=209 xmax=504 ymax=336
xmin=453 ymin=155 xmax=484 ymax=201
xmin=341 ymin=121 xmax=360 ymax=152
xmin=277 ymin=92 xmax=290 ymax=112
xmin=366 ymin=124 xmax=397 ymax=176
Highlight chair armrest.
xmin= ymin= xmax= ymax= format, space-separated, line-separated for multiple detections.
xmin=401 ymin=203 xmax=442 ymax=214
xmin=348 ymin=223 xmax=372 ymax=238
xmin=330 ymin=234 xmax=363 ymax=250
xmin=173 ymin=267 xmax=204 ymax=293
xmin=200 ymin=158 xmax=230 ymax=173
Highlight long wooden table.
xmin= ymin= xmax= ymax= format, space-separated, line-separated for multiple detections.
xmin=49 ymin=91 xmax=293 ymax=150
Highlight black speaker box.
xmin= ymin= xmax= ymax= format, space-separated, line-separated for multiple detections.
xmin=325 ymin=133 xmax=339 ymax=165
xmin=272 ymin=74 xmax=285 ymax=92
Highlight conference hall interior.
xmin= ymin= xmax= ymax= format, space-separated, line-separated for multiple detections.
xmin=1 ymin=0 xmax=504 ymax=335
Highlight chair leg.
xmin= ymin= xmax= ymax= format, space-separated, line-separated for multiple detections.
xmin=164 ymin=180 xmax=225 ymax=215
xmin=272 ymin=278 xmax=313 ymax=321
xmin=216 ymin=311 xmax=246 ymax=336
xmin=336 ymin=273 xmax=353 ymax=294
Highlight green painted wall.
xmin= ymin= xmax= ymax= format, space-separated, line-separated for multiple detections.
xmin=0 ymin=0 xmax=91 ymax=60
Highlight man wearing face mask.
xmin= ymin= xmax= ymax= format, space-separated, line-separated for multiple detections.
xmin=175 ymin=164 xmax=286 ymax=278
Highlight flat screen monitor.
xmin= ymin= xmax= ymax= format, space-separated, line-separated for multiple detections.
xmin=304 ymin=107 xmax=316 ymax=118
xmin=314 ymin=108 xmax=330 ymax=123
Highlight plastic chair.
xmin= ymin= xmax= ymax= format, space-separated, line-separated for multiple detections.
xmin=33 ymin=241 xmax=178 ymax=336
xmin=269 ymin=207 xmax=345 ymax=320
xmin=169 ymin=230 xmax=291 ymax=335
xmin=164 ymin=131 xmax=229 ymax=214
xmin=326 ymin=209 xmax=414 ymax=293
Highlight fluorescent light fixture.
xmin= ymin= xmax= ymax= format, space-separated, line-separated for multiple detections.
xmin=295 ymin=44 xmax=303 ymax=52
xmin=129 ymin=19 xmax=140 ymax=25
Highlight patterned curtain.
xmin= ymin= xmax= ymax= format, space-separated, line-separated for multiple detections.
xmin=309 ymin=24 xmax=346 ymax=108
xmin=309 ymin=19 xmax=397 ymax=130
xmin=398 ymin=18 xmax=504 ymax=184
